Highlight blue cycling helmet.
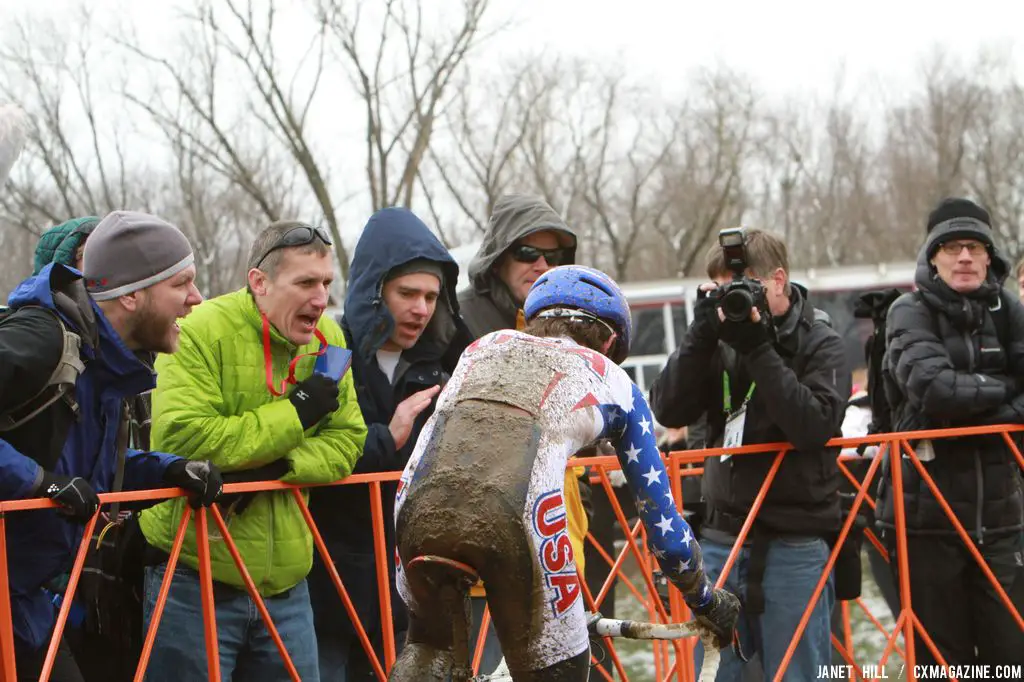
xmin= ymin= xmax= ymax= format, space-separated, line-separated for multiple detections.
xmin=523 ymin=265 xmax=632 ymax=364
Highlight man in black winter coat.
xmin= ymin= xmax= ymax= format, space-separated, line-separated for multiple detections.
xmin=649 ymin=228 xmax=850 ymax=682
xmin=308 ymin=207 xmax=471 ymax=681
xmin=881 ymin=197 xmax=1024 ymax=667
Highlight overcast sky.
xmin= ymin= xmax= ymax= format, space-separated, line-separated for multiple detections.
xmin=10 ymin=0 xmax=1024 ymax=101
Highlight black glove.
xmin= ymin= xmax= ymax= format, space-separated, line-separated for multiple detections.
xmin=164 ymin=459 xmax=224 ymax=509
xmin=35 ymin=472 xmax=100 ymax=521
xmin=289 ymin=374 xmax=340 ymax=430
xmin=718 ymin=317 xmax=770 ymax=355
xmin=690 ymin=293 xmax=722 ymax=349
xmin=692 ymin=587 xmax=741 ymax=650
xmin=219 ymin=459 xmax=292 ymax=516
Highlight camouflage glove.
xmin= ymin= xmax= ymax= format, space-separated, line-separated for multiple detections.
xmin=692 ymin=587 xmax=741 ymax=650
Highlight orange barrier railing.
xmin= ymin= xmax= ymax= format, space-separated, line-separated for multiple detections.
xmin=1 ymin=424 xmax=1022 ymax=681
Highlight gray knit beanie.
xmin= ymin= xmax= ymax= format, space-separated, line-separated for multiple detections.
xmin=83 ymin=211 xmax=194 ymax=301
xmin=385 ymin=258 xmax=445 ymax=285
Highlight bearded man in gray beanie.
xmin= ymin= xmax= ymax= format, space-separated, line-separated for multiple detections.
xmin=0 ymin=210 xmax=224 ymax=681
xmin=880 ymin=197 xmax=1024 ymax=668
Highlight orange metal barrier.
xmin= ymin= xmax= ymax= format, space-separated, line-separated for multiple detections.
xmin=0 ymin=424 xmax=1021 ymax=681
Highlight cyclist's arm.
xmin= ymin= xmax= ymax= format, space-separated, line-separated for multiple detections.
xmin=601 ymin=383 xmax=714 ymax=611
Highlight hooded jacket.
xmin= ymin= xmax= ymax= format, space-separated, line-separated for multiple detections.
xmin=879 ymin=230 xmax=1024 ymax=540
xmin=458 ymin=195 xmax=577 ymax=337
xmin=308 ymin=207 xmax=471 ymax=636
xmin=650 ymin=284 xmax=851 ymax=536
xmin=0 ymin=264 xmax=180 ymax=649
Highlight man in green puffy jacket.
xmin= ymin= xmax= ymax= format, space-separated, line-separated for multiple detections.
xmin=139 ymin=220 xmax=368 ymax=682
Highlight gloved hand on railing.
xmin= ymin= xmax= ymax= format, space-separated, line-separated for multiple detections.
xmin=35 ymin=472 xmax=100 ymax=521
xmin=218 ymin=459 xmax=292 ymax=516
xmin=163 ymin=459 xmax=224 ymax=509
xmin=692 ymin=587 xmax=741 ymax=650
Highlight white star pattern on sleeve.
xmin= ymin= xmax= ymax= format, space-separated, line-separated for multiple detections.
xmin=642 ymin=465 xmax=662 ymax=487
xmin=655 ymin=514 xmax=674 ymax=535
xmin=625 ymin=442 xmax=641 ymax=464
xmin=681 ymin=528 xmax=693 ymax=546
xmin=677 ymin=558 xmax=690 ymax=572
xmin=638 ymin=416 xmax=651 ymax=435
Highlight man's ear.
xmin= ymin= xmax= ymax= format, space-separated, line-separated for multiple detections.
xmin=119 ymin=291 xmax=140 ymax=312
xmin=248 ymin=268 xmax=269 ymax=296
xmin=600 ymin=331 xmax=618 ymax=357
xmin=772 ymin=267 xmax=787 ymax=296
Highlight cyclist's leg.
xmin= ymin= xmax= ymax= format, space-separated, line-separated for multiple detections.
xmin=510 ymin=648 xmax=590 ymax=682
xmin=387 ymin=550 xmax=455 ymax=682
xmin=388 ymin=612 xmax=454 ymax=682
xmin=482 ymin=483 xmax=590 ymax=680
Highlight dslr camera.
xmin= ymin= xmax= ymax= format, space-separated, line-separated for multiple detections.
xmin=715 ymin=227 xmax=769 ymax=323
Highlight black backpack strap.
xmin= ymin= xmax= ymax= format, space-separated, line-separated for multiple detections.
xmin=989 ymin=289 xmax=1013 ymax=349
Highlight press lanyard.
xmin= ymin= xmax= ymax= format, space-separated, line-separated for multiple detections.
xmin=722 ymin=372 xmax=755 ymax=415
xmin=261 ymin=313 xmax=328 ymax=397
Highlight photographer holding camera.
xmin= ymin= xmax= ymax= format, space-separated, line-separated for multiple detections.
xmin=650 ymin=228 xmax=850 ymax=682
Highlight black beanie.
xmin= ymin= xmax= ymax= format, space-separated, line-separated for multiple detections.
xmin=923 ymin=197 xmax=996 ymax=260
xmin=926 ymin=198 xmax=991 ymax=233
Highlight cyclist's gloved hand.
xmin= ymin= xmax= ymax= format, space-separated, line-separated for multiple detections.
xmin=35 ymin=472 xmax=100 ymax=522
xmin=289 ymin=374 xmax=340 ymax=430
xmin=163 ymin=459 xmax=224 ymax=509
xmin=692 ymin=587 xmax=741 ymax=650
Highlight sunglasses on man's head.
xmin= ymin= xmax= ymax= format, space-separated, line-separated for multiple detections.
xmin=509 ymin=244 xmax=570 ymax=267
xmin=255 ymin=225 xmax=333 ymax=269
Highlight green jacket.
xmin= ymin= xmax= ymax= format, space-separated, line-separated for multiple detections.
xmin=139 ymin=289 xmax=367 ymax=595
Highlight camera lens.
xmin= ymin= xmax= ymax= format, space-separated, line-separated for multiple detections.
xmin=721 ymin=288 xmax=753 ymax=322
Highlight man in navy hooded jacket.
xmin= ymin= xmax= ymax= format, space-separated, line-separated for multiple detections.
xmin=0 ymin=211 xmax=223 ymax=680
xmin=308 ymin=207 xmax=471 ymax=681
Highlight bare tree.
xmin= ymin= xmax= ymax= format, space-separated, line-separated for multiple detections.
xmin=650 ymin=67 xmax=757 ymax=279
xmin=963 ymin=67 xmax=1024 ymax=261
xmin=876 ymin=50 xmax=991 ymax=249
xmin=0 ymin=10 xmax=145 ymax=236
xmin=422 ymin=57 xmax=558 ymax=242
xmin=567 ymin=72 xmax=682 ymax=280
xmin=756 ymin=78 xmax=890 ymax=267
xmin=116 ymin=0 xmax=353 ymax=275
xmin=314 ymin=0 xmax=496 ymax=214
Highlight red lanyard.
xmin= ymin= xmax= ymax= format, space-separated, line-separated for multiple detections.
xmin=262 ymin=313 xmax=328 ymax=397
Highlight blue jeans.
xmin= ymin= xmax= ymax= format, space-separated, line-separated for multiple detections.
xmin=696 ymin=537 xmax=834 ymax=682
xmin=141 ymin=562 xmax=319 ymax=682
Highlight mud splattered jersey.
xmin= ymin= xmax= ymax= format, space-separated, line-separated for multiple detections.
xmin=396 ymin=329 xmax=713 ymax=610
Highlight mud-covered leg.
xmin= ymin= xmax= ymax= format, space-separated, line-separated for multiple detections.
xmin=445 ymin=585 xmax=475 ymax=682
xmin=387 ymin=613 xmax=454 ymax=682
xmin=509 ymin=647 xmax=591 ymax=682
xmin=388 ymin=642 xmax=453 ymax=682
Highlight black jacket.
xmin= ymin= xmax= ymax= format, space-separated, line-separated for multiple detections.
xmin=880 ymin=243 xmax=1024 ymax=540
xmin=308 ymin=208 xmax=471 ymax=636
xmin=650 ymin=285 xmax=851 ymax=536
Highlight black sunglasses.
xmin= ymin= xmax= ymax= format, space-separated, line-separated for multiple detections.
xmin=509 ymin=244 xmax=570 ymax=267
xmin=254 ymin=225 xmax=332 ymax=269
